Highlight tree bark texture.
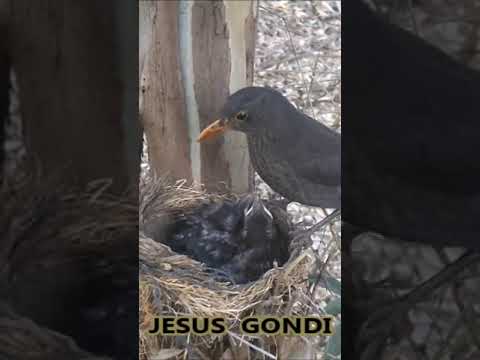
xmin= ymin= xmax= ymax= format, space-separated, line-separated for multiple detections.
xmin=140 ymin=0 xmax=257 ymax=194
xmin=5 ymin=0 xmax=138 ymax=191
xmin=139 ymin=1 xmax=192 ymax=183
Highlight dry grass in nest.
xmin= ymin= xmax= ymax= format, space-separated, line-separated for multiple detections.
xmin=139 ymin=175 xmax=328 ymax=360
xmin=1 ymin=167 xmax=137 ymax=266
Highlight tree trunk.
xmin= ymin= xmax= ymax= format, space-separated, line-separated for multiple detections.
xmin=6 ymin=0 xmax=138 ymax=191
xmin=140 ymin=0 xmax=257 ymax=194
xmin=139 ymin=1 xmax=192 ymax=183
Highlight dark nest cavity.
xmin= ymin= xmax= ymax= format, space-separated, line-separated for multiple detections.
xmin=143 ymin=181 xmax=292 ymax=285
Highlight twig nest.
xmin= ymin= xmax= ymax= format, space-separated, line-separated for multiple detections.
xmin=139 ymin=175 xmax=322 ymax=360
xmin=0 ymin=167 xmax=137 ymax=359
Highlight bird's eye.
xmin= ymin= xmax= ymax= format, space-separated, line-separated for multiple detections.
xmin=236 ymin=111 xmax=247 ymax=120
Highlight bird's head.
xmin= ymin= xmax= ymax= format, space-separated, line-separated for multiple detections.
xmin=197 ymin=87 xmax=284 ymax=142
xmin=242 ymin=194 xmax=272 ymax=219
xmin=240 ymin=194 xmax=274 ymax=241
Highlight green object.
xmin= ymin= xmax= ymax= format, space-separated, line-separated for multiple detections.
xmin=324 ymin=321 xmax=341 ymax=360
xmin=323 ymin=274 xmax=341 ymax=296
xmin=325 ymin=297 xmax=341 ymax=317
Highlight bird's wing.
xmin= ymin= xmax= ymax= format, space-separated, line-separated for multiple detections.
xmin=285 ymin=120 xmax=341 ymax=186
xmin=291 ymin=155 xmax=340 ymax=186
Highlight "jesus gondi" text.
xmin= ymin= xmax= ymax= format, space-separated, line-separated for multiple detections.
xmin=147 ymin=316 xmax=334 ymax=336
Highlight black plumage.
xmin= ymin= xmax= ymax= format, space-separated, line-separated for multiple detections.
xmin=343 ymin=3 xmax=480 ymax=358
xmin=198 ymin=87 xmax=340 ymax=209
xmin=72 ymin=258 xmax=138 ymax=359
xmin=343 ymin=1 xmax=480 ymax=249
xmin=146 ymin=195 xmax=291 ymax=284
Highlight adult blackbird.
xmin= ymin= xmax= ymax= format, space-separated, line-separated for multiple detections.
xmin=343 ymin=3 xmax=480 ymax=358
xmin=198 ymin=87 xmax=340 ymax=209
xmin=343 ymin=0 xmax=480 ymax=249
xmin=146 ymin=194 xmax=291 ymax=284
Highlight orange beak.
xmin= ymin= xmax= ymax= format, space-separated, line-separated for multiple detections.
xmin=197 ymin=119 xmax=228 ymax=142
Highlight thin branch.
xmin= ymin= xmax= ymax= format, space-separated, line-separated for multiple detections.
xmin=227 ymin=331 xmax=277 ymax=360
